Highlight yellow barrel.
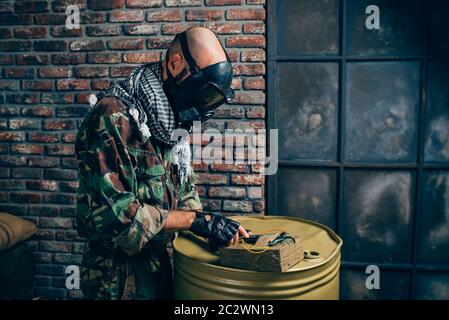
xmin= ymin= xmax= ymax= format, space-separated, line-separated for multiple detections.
xmin=173 ymin=215 xmax=343 ymax=300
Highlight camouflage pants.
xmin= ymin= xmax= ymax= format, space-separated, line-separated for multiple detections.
xmin=81 ymin=244 xmax=173 ymax=300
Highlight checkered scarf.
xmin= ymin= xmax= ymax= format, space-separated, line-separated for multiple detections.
xmin=98 ymin=62 xmax=176 ymax=145
xmin=93 ymin=62 xmax=191 ymax=182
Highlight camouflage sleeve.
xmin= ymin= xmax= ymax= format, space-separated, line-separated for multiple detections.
xmin=80 ymin=101 xmax=168 ymax=256
xmin=177 ymin=168 xmax=203 ymax=211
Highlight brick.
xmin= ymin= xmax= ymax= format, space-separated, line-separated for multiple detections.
xmin=0 ymin=41 xmax=32 ymax=52
xmin=247 ymin=0 xmax=265 ymax=3
xmin=186 ymin=9 xmax=223 ymax=21
xmin=165 ymin=0 xmax=202 ymax=6
xmin=208 ymin=186 xmax=246 ymax=199
xmin=22 ymin=80 xmax=53 ymax=91
xmin=46 ymin=145 xmax=76 ymax=156
xmin=59 ymin=181 xmax=78 ymax=193
xmin=0 ymin=106 xmax=20 ymax=116
xmin=146 ymin=9 xmax=181 ymax=22
xmin=226 ymin=35 xmax=265 ymax=48
xmin=3 ymin=67 xmax=34 ymax=79
xmin=40 ymin=217 xmax=73 ymax=229
xmin=0 ymin=180 xmax=24 ymax=191
xmin=34 ymin=40 xmax=68 ymax=51
xmin=62 ymin=133 xmax=77 ymax=143
xmin=55 ymin=230 xmax=82 ymax=241
xmin=253 ymin=200 xmax=264 ymax=212
xmin=16 ymin=54 xmax=50 ymax=65
xmin=161 ymin=23 xmax=199 ymax=34
xmin=14 ymin=27 xmax=47 ymax=39
xmin=243 ymin=22 xmax=265 ymax=34
xmin=248 ymin=186 xmax=263 ymax=199
xmin=42 ymin=120 xmax=75 ymax=131
xmin=0 ymin=130 xmax=23 ymax=142
xmin=210 ymin=163 xmax=247 ymax=172
xmin=0 ymin=156 xmax=27 ymax=167
xmin=107 ymin=39 xmax=144 ymax=50
xmin=206 ymin=0 xmax=242 ymax=5
xmin=51 ymin=53 xmax=85 ymax=65
xmin=0 ymin=55 xmax=14 ymax=64
xmin=9 ymin=119 xmax=40 ymax=130
xmin=11 ymin=144 xmax=44 ymax=155
xmin=92 ymin=79 xmax=112 ymax=90
xmin=126 ymin=0 xmax=162 ymax=8
xmin=22 ymin=106 xmax=54 ymax=117
xmin=214 ymin=105 xmax=243 ymax=118
xmin=14 ymin=1 xmax=49 ymax=13
xmin=86 ymin=25 xmax=121 ymax=37
xmin=5 ymin=93 xmax=40 ymax=104
xmin=81 ymin=12 xmax=106 ymax=24
xmin=52 ymin=0 xmax=87 ymax=12
xmin=123 ymin=52 xmax=159 ymax=63
xmin=241 ymin=49 xmax=265 ymax=62
xmin=34 ymin=13 xmax=66 ymax=25
xmin=0 ymin=204 xmax=27 ymax=215
xmin=50 ymin=26 xmax=83 ymax=37
xmin=38 ymin=67 xmax=71 ymax=78
xmin=28 ymin=157 xmax=59 ymax=168
xmin=231 ymin=174 xmax=264 ymax=185
xmin=196 ymin=173 xmax=228 ymax=185
xmin=44 ymin=193 xmax=76 ymax=204
xmin=39 ymin=240 xmax=71 ymax=253
xmin=56 ymin=79 xmax=90 ymax=90
xmin=227 ymin=8 xmax=265 ymax=20
xmin=53 ymin=253 xmax=82 ymax=264
xmin=109 ymin=11 xmax=144 ymax=22
xmin=147 ymin=37 xmax=172 ymax=49
xmin=123 ymin=24 xmax=159 ymax=35
xmin=44 ymin=169 xmax=77 ymax=180
xmin=0 ymin=28 xmax=12 ymax=39
xmin=12 ymin=167 xmax=41 ymax=178
xmin=70 ymin=40 xmax=105 ymax=51
xmin=0 ymin=14 xmax=33 ymax=25
xmin=232 ymin=91 xmax=265 ymax=104
xmin=202 ymin=22 xmax=241 ymax=34
xmin=233 ymin=63 xmax=264 ymax=76
xmin=243 ymin=78 xmax=265 ymax=90
xmin=26 ymin=180 xmax=58 ymax=192
xmin=29 ymin=205 xmax=59 ymax=216
xmin=223 ymin=200 xmax=252 ymax=212
xmin=10 ymin=192 xmax=41 ymax=203
xmin=87 ymin=0 xmax=125 ymax=10
xmin=29 ymin=133 xmax=59 ymax=143
xmin=110 ymin=66 xmax=135 ymax=77
xmin=74 ymin=66 xmax=108 ymax=78
xmin=41 ymin=93 xmax=74 ymax=104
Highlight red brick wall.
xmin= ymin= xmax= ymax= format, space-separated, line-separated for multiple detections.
xmin=0 ymin=0 xmax=265 ymax=298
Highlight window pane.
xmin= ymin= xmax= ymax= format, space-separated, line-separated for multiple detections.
xmin=277 ymin=167 xmax=337 ymax=228
xmin=345 ymin=62 xmax=420 ymax=162
xmin=429 ymin=0 xmax=449 ymax=56
xmin=416 ymin=273 xmax=449 ymax=300
xmin=347 ymin=0 xmax=424 ymax=56
xmin=424 ymin=61 xmax=449 ymax=163
xmin=417 ymin=171 xmax=449 ymax=265
xmin=342 ymin=170 xmax=414 ymax=263
xmin=341 ymin=269 xmax=410 ymax=299
xmin=277 ymin=62 xmax=339 ymax=161
xmin=277 ymin=0 xmax=340 ymax=56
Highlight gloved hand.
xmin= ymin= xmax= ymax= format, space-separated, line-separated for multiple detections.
xmin=189 ymin=211 xmax=240 ymax=250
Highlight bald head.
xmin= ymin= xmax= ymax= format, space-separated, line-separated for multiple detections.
xmin=163 ymin=27 xmax=228 ymax=81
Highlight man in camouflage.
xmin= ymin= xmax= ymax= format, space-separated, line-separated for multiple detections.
xmin=75 ymin=27 xmax=249 ymax=300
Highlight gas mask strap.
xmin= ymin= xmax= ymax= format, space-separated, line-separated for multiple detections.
xmin=179 ymin=31 xmax=200 ymax=75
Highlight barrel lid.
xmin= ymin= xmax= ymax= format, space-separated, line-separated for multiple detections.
xmin=173 ymin=215 xmax=343 ymax=272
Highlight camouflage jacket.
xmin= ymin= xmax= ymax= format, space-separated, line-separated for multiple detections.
xmin=75 ymin=96 xmax=202 ymax=256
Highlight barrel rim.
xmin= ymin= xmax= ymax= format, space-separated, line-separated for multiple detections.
xmin=173 ymin=215 xmax=343 ymax=273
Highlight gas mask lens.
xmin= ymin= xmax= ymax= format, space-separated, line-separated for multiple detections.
xmin=197 ymin=83 xmax=229 ymax=109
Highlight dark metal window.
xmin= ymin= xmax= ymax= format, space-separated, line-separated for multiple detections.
xmin=267 ymin=0 xmax=449 ymax=299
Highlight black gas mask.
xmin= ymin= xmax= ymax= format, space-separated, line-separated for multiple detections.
xmin=163 ymin=31 xmax=234 ymax=128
